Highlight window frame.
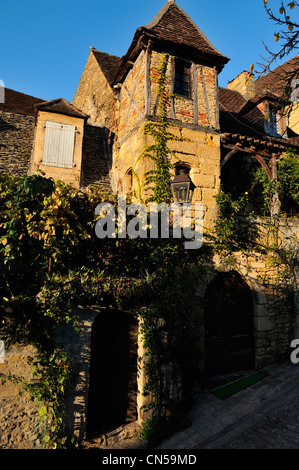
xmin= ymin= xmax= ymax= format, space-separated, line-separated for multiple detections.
xmin=173 ymin=58 xmax=192 ymax=99
xmin=264 ymin=101 xmax=284 ymax=137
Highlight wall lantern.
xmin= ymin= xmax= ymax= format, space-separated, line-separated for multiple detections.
xmin=171 ymin=168 xmax=195 ymax=203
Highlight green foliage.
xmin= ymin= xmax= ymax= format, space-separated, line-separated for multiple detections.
xmin=139 ymin=404 xmax=191 ymax=448
xmin=209 ymin=189 xmax=260 ymax=252
xmin=254 ymin=150 xmax=299 ymax=216
xmin=25 ymin=347 xmax=72 ymax=448
xmin=0 ymin=173 xmax=202 ymax=447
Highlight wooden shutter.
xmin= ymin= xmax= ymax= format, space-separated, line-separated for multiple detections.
xmin=43 ymin=121 xmax=75 ymax=168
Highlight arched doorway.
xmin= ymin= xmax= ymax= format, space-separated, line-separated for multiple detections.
xmin=86 ymin=310 xmax=138 ymax=437
xmin=204 ymin=271 xmax=255 ymax=375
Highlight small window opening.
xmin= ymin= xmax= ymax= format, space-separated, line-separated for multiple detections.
xmin=174 ymin=59 xmax=191 ymax=98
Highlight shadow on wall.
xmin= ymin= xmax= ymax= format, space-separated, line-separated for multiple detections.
xmin=53 ymin=306 xmax=138 ymax=444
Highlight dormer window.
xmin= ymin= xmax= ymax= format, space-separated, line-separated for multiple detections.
xmin=174 ymin=59 xmax=191 ymax=98
xmin=264 ymin=102 xmax=285 ymax=137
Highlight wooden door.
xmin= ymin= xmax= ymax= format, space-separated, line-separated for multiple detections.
xmin=86 ymin=311 xmax=137 ymax=437
xmin=204 ymin=272 xmax=254 ymax=375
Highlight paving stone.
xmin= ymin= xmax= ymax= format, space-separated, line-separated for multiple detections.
xmin=157 ymin=361 xmax=299 ymax=450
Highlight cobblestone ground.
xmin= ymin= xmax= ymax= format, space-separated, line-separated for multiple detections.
xmin=158 ymin=361 xmax=299 ymax=450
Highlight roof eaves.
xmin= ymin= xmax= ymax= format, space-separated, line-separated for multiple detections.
xmin=144 ymin=0 xmax=229 ymax=62
xmin=35 ymin=98 xmax=89 ymax=120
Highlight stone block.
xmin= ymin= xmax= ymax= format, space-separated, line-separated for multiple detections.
xmin=254 ymin=316 xmax=275 ymax=332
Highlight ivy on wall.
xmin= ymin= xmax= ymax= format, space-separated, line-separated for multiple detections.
xmin=134 ymin=53 xmax=188 ymax=203
xmin=0 ymin=172 xmax=203 ymax=448
xmin=253 ymin=150 xmax=299 ymax=217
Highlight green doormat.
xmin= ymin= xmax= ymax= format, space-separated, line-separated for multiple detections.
xmin=212 ymin=371 xmax=270 ymax=400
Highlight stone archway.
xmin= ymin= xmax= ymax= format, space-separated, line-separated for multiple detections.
xmin=204 ymin=270 xmax=255 ymax=375
xmin=86 ymin=310 xmax=138 ymax=437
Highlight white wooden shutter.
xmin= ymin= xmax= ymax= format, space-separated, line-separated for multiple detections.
xmin=43 ymin=121 xmax=75 ymax=169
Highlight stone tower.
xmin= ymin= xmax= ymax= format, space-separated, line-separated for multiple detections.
xmin=73 ymin=1 xmax=229 ymax=227
xmin=111 ymin=1 xmax=229 ymax=226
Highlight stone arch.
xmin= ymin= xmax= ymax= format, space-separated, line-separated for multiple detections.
xmin=203 ymin=269 xmax=255 ymax=375
xmin=198 ymin=255 xmax=275 ymax=376
xmin=174 ymin=162 xmax=191 ymax=175
xmin=125 ymin=167 xmax=133 ymax=192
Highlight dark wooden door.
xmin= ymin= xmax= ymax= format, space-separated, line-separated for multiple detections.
xmin=86 ymin=311 xmax=137 ymax=437
xmin=204 ymin=272 xmax=254 ymax=375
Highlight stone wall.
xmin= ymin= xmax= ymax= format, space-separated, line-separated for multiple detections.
xmin=0 ymin=111 xmax=35 ymax=177
xmin=0 ymin=343 xmax=44 ymax=449
xmin=81 ymin=124 xmax=112 ymax=191
xmin=118 ymin=51 xmax=146 ymax=144
xmin=196 ymin=250 xmax=297 ymax=375
xmin=72 ymin=51 xmax=116 ymax=129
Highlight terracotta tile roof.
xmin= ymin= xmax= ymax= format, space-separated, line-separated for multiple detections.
xmin=0 ymin=88 xmax=44 ymax=116
xmin=91 ymin=49 xmax=122 ymax=85
xmin=35 ymin=98 xmax=89 ymax=119
xmin=255 ymin=55 xmax=299 ymax=98
xmin=143 ymin=1 xmax=228 ymax=63
xmin=218 ymin=87 xmax=297 ymax=144
xmin=219 ymin=87 xmax=247 ymax=113
xmin=220 ymin=109 xmax=265 ymax=139
xmin=112 ymin=1 xmax=229 ymax=85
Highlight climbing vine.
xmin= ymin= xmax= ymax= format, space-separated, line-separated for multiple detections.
xmin=253 ymin=150 xmax=299 ymax=217
xmin=0 ymin=172 xmax=203 ymax=448
xmin=134 ymin=53 xmax=188 ymax=204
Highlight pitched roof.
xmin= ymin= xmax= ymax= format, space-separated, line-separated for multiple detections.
xmin=143 ymin=1 xmax=228 ymax=63
xmin=0 ymin=87 xmax=44 ymax=116
xmin=255 ymin=54 xmax=299 ymax=98
xmin=35 ymin=98 xmax=89 ymax=119
xmin=218 ymin=87 xmax=299 ymax=147
xmin=113 ymin=1 xmax=229 ymax=85
xmin=91 ymin=49 xmax=122 ymax=85
xmin=219 ymin=87 xmax=247 ymax=113
xmin=220 ymin=110 xmax=267 ymax=139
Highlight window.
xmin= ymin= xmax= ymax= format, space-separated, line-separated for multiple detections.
xmin=264 ymin=103 xmax=284 ymax=137
xmin=174 ymin=59 xmax=191 ymax=98
xmin=43 ymin=121 xmax=76 ymax=168
xmin=126 ymin=168 xmax=133 ymax=192
xmin=265 ymin=108 xmax=280 ymax=136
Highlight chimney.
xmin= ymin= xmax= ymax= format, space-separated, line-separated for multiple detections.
xmin=227 ymin=71 xmax=255 ymax=100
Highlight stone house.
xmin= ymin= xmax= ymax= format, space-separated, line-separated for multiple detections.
xmin=0 ymin=0 xmax=299 ymax=448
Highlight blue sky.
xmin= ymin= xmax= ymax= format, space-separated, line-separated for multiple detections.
xmin=1 ymin=0 xmax=297 ymax=102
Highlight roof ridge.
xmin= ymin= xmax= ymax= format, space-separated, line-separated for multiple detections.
xmin=255 ymin=53 xmax=299 ymax=83
xmin=3 ymin=87 xmax=43 ymax=101
xmin=36 ymin=97 xmax=89 ymax=118
xmin=143 ymin=1 xmax=227 ymax=59
xmin=91 ymin=48 xmax=121 ymax=60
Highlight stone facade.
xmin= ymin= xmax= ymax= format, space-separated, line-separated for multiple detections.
xmin=110 ymin=45 xmax=223 ymax=228
xmin=0 ymin=111 xmax=35 ymax=177
xmin=72 ymin=49 xmax=120 ymax=129
xmin=0 ymin=344 xmax=44 ymax=449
